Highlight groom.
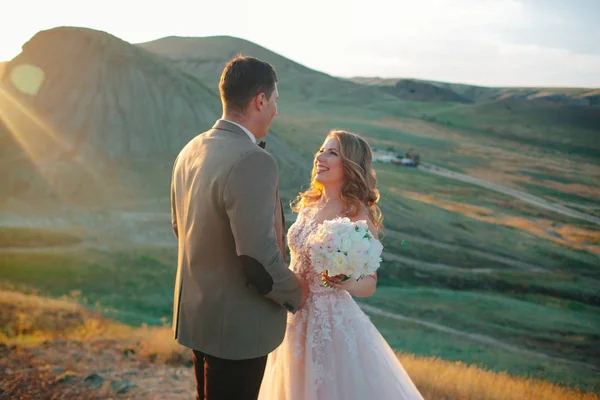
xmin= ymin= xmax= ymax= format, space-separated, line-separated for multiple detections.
xmin=170 ymin=56 xmax=309 ymax=400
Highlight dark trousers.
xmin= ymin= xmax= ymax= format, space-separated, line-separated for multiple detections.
xmin=192 ymin=350 xmax=268 ymax=400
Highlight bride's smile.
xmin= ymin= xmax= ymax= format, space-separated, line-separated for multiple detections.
xmin=315 ymin=164 xmax=329 ymax=174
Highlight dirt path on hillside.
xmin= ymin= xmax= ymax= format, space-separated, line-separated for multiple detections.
xmin=561 ymin=202 xmax=600 ymax=211
xmin=358 ymin=303 xmax=600 ymax=373
xmin=418 ymin=164 xmax=600 ymax=226
xmin=382 ymin=251 xmax=497 ymax=274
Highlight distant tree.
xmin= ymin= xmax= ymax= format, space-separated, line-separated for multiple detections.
xmin=405 ymin=148 xmax=421 ymax=166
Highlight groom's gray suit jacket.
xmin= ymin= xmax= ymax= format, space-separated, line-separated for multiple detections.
xmin=170 ymin=120 xmax=302 ymax=360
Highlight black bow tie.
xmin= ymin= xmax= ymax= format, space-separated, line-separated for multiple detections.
xmin=258 ymin=141 xmax=266 ymax=149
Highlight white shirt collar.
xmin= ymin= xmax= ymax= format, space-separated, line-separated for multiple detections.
xmin=220 ymin=119 xmax=256 ymax=143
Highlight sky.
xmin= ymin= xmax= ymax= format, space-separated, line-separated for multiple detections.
xmin=1 ymin=0 xmax=599 ymax=87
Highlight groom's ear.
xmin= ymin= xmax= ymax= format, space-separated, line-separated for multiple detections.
xmin=254 ymin=92 xmax=267 ymax=111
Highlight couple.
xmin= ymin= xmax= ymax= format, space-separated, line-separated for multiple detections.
xmin=170 ymin=56 xmax=423 ymax=400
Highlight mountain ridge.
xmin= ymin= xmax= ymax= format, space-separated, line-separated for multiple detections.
xmin=350 ymin=77 xmax=600 ymax=106
xmin=136 ymin=35 xmax=396 ymax=104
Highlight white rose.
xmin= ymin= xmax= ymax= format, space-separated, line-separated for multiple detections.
xmin=333 ymin=219 xmax=349 ymax=233
xmin=313 ymin=258 xmax=324 ymax=272
xmin=330 ymin=252 xmax=348 ymax=275
xmin=329 ymin=233 xmax=342 ymax=250
xmin=345 ymin=264 xmax=358 ymax=280
xmin=327 ymin=218 xmax=348 ymax=234
xmin=351 ymin=239 xmax=369 ymax=254
xmin=325 ymin=222 xmax=338 ymax=235
xmin=366 ymin=257 xmax=381 ymax=273
xmin=368 ymin=238 xmax=383 ymax=258
xmin=351 ymin=229 xmax=366 ymax=243
xmin=339 ymin=238 xmax=353 ymax=253
xmin=356 ymin=220 xmax=369 ymax=231
xmin=347 ymin=249 xmax=368 ymax=270
xmin=311 ymin=243 xmax=324 ymax=256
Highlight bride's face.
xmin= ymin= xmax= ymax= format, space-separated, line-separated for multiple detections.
xmin=314 ymin=137 xmax=344 ymax=186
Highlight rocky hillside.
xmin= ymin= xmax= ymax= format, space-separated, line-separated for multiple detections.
xmin=0 ymin=27 xmax=220 ymax=207
xmin=351 ymin=77 xmax=600 ymax=106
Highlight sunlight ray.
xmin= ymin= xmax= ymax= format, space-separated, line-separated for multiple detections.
xmin=0 ymin=85 xmax=105 ymax=201
xmin=0 ymin=85 xmax=104 ymax=174
xmin=0 ymin=104 xmax=58 ymax=196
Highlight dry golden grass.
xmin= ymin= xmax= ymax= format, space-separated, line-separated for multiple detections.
xmin=134 ymin=324 xmax=189 ymax=364
xmin=132 ymin=329 xmax=600 ymax=399
xmin=0 ymin=288 xmax=188 ymax=362
xmin=457 ymin=143 xmax=600 ymax=199
xmin=3 ymin=289 xmax=599 ymax=399
xmin=126 ymin=332 xmax=600 ymax=400
xmin=0 ymin=289 xmax=132 ymax=344
xmin=399 ymin=353 xmax=599 ymax=400
xmin=402 ymin=191 xmax=600 ymax=254
xmin=344 ymin=116 xmax=467 ymax=142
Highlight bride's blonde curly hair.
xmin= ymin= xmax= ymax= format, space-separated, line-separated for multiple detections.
xmin=291 ymin=130 xmax=383 ymax=229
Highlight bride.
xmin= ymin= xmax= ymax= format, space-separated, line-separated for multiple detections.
xmin=259 ymin=130 xmax=424 ymax=399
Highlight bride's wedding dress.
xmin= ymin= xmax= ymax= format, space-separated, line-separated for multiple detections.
xmin=259 ymin=206 xmax=424 ymax=400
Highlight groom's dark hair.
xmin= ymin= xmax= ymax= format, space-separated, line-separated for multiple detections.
xmin=219 ymin=55 xmax=278 ymax=113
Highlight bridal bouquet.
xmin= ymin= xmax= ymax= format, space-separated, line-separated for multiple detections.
xmin=308 ymin=217 xmax=383 ymax=283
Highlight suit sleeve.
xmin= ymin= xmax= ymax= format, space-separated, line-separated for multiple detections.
xmin=224 ymin=150 xmax=303 ymax=313
xmin=170 ymin=156 xmax=179 ymax=239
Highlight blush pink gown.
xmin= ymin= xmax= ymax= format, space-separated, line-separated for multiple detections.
xmin=258 ymin=206 xmax=424 ymax=400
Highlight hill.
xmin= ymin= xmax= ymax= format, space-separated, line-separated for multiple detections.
xmin=136 ymin=35 xmax=394 ymax=105
xmin=0 ymin=27 xmax=219 ymax=208
xmin=351 ymin=77 xmax=600 ymax=106
xmin=351 ymin=78 xmax=474 ymax=103
xmin=350 ymin=77 xmax=600 ymax=161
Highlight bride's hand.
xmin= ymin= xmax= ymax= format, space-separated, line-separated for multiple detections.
xmin=323 ymin=274 xmax=361 ymax=292
xmin=322 ymin=272 xmax=377 ymax=297
xmin=321 ymin=272 xmax=346 ymax=286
